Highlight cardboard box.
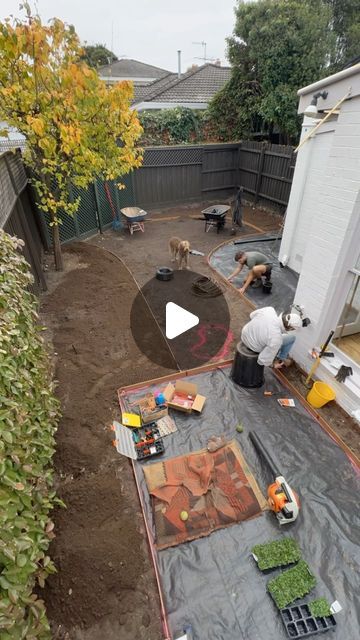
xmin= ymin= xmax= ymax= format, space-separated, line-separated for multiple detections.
xmin=138 ymin=393 xmax=168 ymax=424
xmin=163 ymin=380 xmax=206 ymax=414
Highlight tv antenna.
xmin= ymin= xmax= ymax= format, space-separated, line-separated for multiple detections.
xmin=192 ymin=41 xmax=216 ymax=63
xmin=193 ymin=41 xmax=206 ymax=61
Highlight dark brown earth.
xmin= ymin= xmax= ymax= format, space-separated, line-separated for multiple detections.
xmin=40 ymin=244 xmax=171 ymax=640
xmin=40 ymin=202 xmax=359 ymax=639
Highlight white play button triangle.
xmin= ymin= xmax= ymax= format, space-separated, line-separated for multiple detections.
xmin=166 ymin=302 xmax=199 ymax=340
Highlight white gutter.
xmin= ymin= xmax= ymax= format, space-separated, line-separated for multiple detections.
xmin=297 ymin=63 xmax=360 ymax=96
xmin=132 ymin=101 xmax=208 ymax=111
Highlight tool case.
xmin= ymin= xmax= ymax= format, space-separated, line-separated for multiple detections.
xmin=132 ymin=424 xmax=165 ymax=461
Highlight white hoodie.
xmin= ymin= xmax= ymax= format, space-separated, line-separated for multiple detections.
xmin=241 ymin=307 xmax=285 ymax=367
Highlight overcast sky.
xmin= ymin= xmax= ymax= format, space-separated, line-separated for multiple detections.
xmin=1 ymin=1 xmax=238 ymax=71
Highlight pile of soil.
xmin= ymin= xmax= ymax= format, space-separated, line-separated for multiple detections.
xmin=40 ymin=243 xmax=171 ymax=640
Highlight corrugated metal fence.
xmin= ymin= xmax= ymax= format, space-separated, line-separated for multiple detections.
xmin=0 ymin=150 xmax=46 ymax=294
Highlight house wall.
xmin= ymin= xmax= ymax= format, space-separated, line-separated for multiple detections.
xmin=279 ymin=118 xmax=336 ymax=272
xmin=282 ymin=97 xmax=360 ymax=415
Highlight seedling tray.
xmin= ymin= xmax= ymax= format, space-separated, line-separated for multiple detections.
xmin=280 ymin=602 xmax=337 ymax=638
xmin=267 ymin=560 xmax=316 ymax=609
xmin=252 ymin=537 xmax=301 ymax=572
xmin=133 ymin=425 xmax=165 ymax=461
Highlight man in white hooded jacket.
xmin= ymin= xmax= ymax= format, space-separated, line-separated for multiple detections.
xmin=241 ymin=307 xmax=303 ymax=369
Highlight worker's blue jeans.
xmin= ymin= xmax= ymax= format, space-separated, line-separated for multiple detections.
xmin=277 ymin=334 xmax=296 ymax=361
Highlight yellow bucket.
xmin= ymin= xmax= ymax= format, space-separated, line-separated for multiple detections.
xmin=307 ymin=381 xmax=336 ymax=408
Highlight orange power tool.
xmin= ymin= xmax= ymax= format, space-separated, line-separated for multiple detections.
xmin=249 ymin=431 xmax=300 ymax=525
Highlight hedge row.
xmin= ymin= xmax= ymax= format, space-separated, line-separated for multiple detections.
xmin=0 ymin=230 xmax=60 ymax=639
xmin=138 ymin=107 xmax=225 ymax=146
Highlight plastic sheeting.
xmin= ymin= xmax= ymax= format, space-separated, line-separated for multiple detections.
xmin=127 ymin=367 xmax=360 ymax=640
xmin=209 ymin=236 xmax=299 ymax=312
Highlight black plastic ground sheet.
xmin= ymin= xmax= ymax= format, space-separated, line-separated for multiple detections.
xmin=209 ymin=236 xmax=299 ymax=312
xmin=126 ymin=367 xmax=359 ymax=640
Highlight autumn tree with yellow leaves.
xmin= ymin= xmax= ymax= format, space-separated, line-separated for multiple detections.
xmin=0 ymin=5 xmax=143 ymax=269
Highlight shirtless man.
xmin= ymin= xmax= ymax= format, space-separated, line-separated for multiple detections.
xmin=227 ymin=250 xmax=272 ymax=295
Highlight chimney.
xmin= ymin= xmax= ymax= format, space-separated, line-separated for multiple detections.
xmin=177 ymin=50 xmax=181 ymax=79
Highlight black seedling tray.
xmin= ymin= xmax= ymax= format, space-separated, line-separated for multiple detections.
xmin=132 ymin=425 xmax=164 ymax=461
xmin=281 ymin=602 xmax=337 ymax=638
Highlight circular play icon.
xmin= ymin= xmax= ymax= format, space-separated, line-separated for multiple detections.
xmin=130 ymin=269 xmax=231 ymax=370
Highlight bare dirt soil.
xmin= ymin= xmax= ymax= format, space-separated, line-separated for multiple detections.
xmin=40 ymin=243 xmax=171 ymax=640
xmin=282 ymin=365 xmax=360 ymax=459
xmin=40 ymin=202 xmax=359 ymax=639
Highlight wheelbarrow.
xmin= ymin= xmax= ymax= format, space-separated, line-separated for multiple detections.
xmin=120 ymin=207 xmax=147 ymax=235
xmin=201 ymin=205 xmax=230 ymax=233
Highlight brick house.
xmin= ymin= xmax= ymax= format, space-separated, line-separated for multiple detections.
xmin=280 ymin=62 xmax=360 ymax=415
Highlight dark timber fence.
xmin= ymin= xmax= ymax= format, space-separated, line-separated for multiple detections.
xmin=0 ymin=150 xmax=46 ymax=294
xmin=132 ymin=142 xmax=295 ymax=211
xmin=237 ymin=141 xmax=296 ymax=210
xmin=0 ymin=140 xmax=295 ymax=247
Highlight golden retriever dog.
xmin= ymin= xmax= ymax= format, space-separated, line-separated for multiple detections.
xmin=169 ymin=236 xmax=191 ymax=269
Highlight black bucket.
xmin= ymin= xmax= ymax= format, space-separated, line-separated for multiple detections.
xmin=262 ymin=281 xmax=273 ymax=294
xmin=231 ymin=341 xmax=264 ymax=388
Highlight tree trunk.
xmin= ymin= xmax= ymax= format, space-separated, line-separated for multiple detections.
xmin=52 ymin=223 xmax=63 ymax=271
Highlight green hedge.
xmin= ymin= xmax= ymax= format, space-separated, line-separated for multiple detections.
xmin=0 ymin=230 xmax=60 ymax=638
xmin=138 ymin=107 xmax=221 ymax=146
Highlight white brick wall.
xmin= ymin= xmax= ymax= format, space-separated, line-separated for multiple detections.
xmin=280 ymin=120 xmax=335 ymax=272
xmin=281 ymin=97 xmax=360 ymax=414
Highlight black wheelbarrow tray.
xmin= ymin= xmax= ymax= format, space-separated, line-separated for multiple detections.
xmin=201 ymin=205 xmax=230 ymax=232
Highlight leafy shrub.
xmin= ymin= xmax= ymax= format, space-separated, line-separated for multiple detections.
xmin=309 ymin=598 xmax=331 ymax=618
xmin=138 ymin=107 xmax=220 ymax=146
xmin=267 ymin=560 xmax=316 ymax=609
xmin=0 ymin=230 xmax=60 ymax=638
xmin=252 ymin=537 xmax=301 ymax=571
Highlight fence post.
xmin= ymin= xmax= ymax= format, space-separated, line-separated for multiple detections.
xmin=68 ymin=183 xmax=80 ymax=238
xmin=93 ymin=181 xmax=103 ymax=234
xmin=236 ymin=143 xmax=242 ymax=188
xmin=254 ymin=142 xmax=266 ymax=204
xmin=130 ymin=170 xmax=137 ymax=205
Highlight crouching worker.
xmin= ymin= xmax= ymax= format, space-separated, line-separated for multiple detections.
xmin=227 ymin=250 xmax=272 ymax=295
xmin=241 ymin=307 xmax=303 ymax=369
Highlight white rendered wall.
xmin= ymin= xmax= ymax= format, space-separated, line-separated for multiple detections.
xmin=289 ymin=97 xmax=360 ymax=414
xmin=280 ymin=119 xmax=335 ymax=273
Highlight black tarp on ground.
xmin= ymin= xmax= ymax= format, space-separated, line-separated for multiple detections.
xmin=125 ymin=367 xmax=360 ymax=640
xmin=209 ymin=237 xmax=299 ymax=312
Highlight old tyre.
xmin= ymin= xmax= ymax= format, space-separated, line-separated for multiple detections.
xmin=156 ymin=267 xmax=174 ymax=281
